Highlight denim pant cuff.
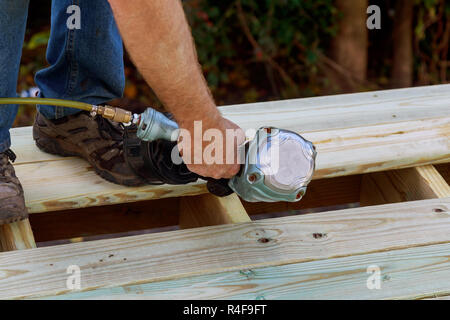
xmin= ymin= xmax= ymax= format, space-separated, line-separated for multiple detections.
xmin=0 ymin=135 xmax=11 ymax=153
xmin=37 ymin=105 xmax=82 ymax=120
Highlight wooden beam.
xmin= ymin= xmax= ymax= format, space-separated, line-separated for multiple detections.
xmin=13 ymin=85 xmax=450 ymax=166
xmin=41 ymin=242 xmax=450 ymax=300
xmin=243 ymin=174 xmax=362 ymax=215
xmin=9 ymin=85 xmax=450 ymax=213
xmin=0 ymin=197 xmax=448 ymax=299
xmin=361 ymin=165 xmax=450 ymax=205
xmin=28 ymin=198 xmax=180 ymax=243
xmin=18 ymin=158 xmax=207 ymax=214
xmin=179 ymin=193 xmax=250 ymax=228
xmin=26 ymin=175 xmax=360 ymax=243
xmin=0 ymin=219 xmax=36 ymax=251
xmin=415 ymin=165 xmax=450 ymax=198
xmin=435 ymin=163 xmax=450 ymax=186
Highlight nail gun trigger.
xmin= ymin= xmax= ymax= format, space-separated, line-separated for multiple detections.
xmin=235 ymin=141 xmax=249 ymax=178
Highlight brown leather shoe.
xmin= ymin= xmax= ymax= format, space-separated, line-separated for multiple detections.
xmin=33 ymin=111 xmax=146 ymax=187
xmin=0 ymin=149 xmax=28 ymax=225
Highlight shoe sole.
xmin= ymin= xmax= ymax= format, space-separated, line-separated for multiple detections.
xmin=33 ymin=126 xmax=145 ymax=187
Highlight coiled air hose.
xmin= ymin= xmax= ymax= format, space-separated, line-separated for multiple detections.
xmin=0 ymin=97 xmax=136 ymax=124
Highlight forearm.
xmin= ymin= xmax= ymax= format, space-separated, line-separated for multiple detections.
xmin=108 ymin=0 xmax=221 ymax=126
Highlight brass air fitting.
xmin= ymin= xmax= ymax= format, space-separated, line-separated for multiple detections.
xmin=95 ymin=105 xmax=133 ymax=124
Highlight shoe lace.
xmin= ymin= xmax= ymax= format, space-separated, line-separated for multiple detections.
xmin=4 ymin=149 xmax=16 ymax=163
xmin=96 ymin=115 xmax=125 ymax=140
xmin=95 ymin=116 xmax=125 ymax=156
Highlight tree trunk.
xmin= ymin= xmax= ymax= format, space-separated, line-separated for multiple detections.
xmin=330 ymin=0 xmax=368 ymax=92
xmin=391 ymin=0 xmax=414 ymax=88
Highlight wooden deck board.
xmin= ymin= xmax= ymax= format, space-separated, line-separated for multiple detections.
xmin=12 ymin=84 xmax=450 ymax=165
xmin=42 ymin=242 xmax=450 ymax=300
xmin=220 ymin=84 xmax=450 ymax=133
xmin=9 ymin=85 xmax=450 ymax=213
xmin=426 ymin=295 xmax=450 ymax=300
xmin=0 ymin=197 xmax=448 ymax=299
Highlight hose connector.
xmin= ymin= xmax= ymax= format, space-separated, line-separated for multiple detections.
xmin=92 ymin=105 xmax=133 ymax=124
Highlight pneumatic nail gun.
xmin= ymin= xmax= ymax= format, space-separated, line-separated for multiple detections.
xmin=123 ymin=108 xmax=316 ymax=203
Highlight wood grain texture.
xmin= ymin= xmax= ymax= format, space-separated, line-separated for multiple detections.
xmin=425 ymin=295 xmax=450 ymax=300
xmin=361 ymin=165 xmax=450 ymax=206
xmin=0 ymin=197 xmax=449 ymax=299
xmin=435 ymin=163 xmax=450 ymax=185
xmin=179 ymin=193 xmax=251 ymax=228
xmin=9 ymin=85 xmax=450 ymax=213
xmin=220 ymin=84 xmax=450 ymax=133
xmin=0 ymin=219 xmax=36 ymax=251
xmin=43 ymin=242 xmax=450 ymax=300
xmin=12 ymin=85 xmax=450 ymax=165
xmin=16 ymin=158 xmax=207 ymax=213
xmin=415 ymin=165 xmax=450 ymax=198
xmin=243 ymin=174 xmax=362 ymax=215
xmin=28 ymin=175 xmax=360 ymax=243
xmin=28 ymin=198 xmax=180 ymax=243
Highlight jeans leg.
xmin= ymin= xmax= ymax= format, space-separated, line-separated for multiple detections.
xmin=36 ymin=0 xmax=125 ymax=119
xmin=0 ymin=0 xmax=29 ymax=152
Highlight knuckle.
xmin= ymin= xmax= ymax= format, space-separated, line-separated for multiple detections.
xmin=212 ymin=172 xmax=223 ymax=179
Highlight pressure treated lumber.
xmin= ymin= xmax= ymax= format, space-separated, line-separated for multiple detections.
xmin=242 ymin=174 xmax=362 ymax=214
xmin=0 ymin=197 xmax=448 ymax=299
xmin=436 ymin=163 xmax=450 ymax=185
xmin=426 ymin=295 xmax=450 ymax=300
xmin=179 ymin=193 xmax=250 ymax=228
xmin=361 ymin=165 xmax=450 ymax=206
xmin=0 ymin=219 xmax=36 ymax=251
xmin=44 ymin=242 xmax=450 ymax=300
xmin=9 ymin=85 xmax=450 ymax=213
xmin=28 ymin=175 xmax=361 ymax=242
xmin=28 ymin=198 xmax=181 ymax=243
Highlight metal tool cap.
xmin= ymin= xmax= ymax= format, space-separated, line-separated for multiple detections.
xmin=229 ymin=127 xmax=316 ymax=202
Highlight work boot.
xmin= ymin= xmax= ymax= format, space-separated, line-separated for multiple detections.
xmin=0 ymin=149 xmax=28 ymax=225
xmin=33 ymin=111 xmax=146 ymax=186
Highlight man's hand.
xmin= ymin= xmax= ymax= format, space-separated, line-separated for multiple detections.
xmin=178 ymin=115 xmax=245 ymax=179
xmin=108 ymin=0 xmax=244 ymax=179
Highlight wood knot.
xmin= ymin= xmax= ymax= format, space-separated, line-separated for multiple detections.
xmin=258 ymin=237 xmax=271 ymax=244
xmin=240 ymin=269 xmax=256 ymax=279
xmin=313 ymin=233 xmax=327 ymax=239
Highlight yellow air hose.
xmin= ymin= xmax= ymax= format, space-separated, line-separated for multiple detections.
xmin=0 ymin=97 xmax=134 ymax=124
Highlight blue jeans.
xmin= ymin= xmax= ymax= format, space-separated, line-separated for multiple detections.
xmin=0 ymin=0 xmax=125 ymax=152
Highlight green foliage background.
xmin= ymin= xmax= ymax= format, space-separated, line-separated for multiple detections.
xmin=185 ymin=0 xmax=339 ymax=102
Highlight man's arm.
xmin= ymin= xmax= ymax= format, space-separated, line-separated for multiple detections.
xmin=108 ymin=0 xmax=244 ymax=179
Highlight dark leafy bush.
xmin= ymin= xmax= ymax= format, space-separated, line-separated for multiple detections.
xmin=184 ymin=0 xmax=338 ymax=103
